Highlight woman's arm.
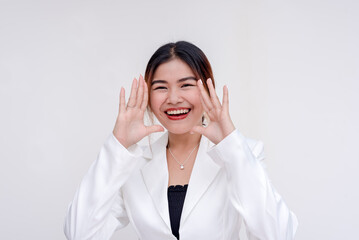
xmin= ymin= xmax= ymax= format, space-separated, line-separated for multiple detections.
xmin=63 ymin=134 xmax=143 ymax=240
xmin=191 ymin=78 xmax=297 ymax=239
xmin=207 ymin=129 xmax=298 ymax=240
xmin=64 ymin=75 xmax=164 ymax=239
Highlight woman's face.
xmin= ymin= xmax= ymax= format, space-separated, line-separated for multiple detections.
xmin=149 ymin=58 xmax=204 ymax=134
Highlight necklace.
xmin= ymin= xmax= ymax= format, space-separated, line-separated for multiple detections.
xmin=168 ymin=143 xmax=200 ymax=170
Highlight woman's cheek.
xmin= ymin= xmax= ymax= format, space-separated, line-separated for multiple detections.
xmin=150 ymin=93 xmax=165 ymax=110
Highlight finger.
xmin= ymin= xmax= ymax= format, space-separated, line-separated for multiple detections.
xmin=191 ymin=125 xmax=206 ymax=135
xmin=127 ymin=78 xmax=138 ymax=108
xmin=199 ymin=85 xmax=216 ymax=120
xmin=200 ymin=96 xmax=209 ymax=113
xmin=197 ymin=79 xmax=214 ymax=112
xmin=207 ymin=78 xmax=222 ymax=110
xmin=222 ymin=85 xmax=229 ymax=114
xmin=119 ymin=87 xmax=125 ymax=113
xmin=199 ymin=94 xmax=212 ymax=118
xmin=141 ymin=76 xmax=149 ymax=111
xmin=136 ymin=75 xmax=144 ymax=108
xmin=146 ymin=125 xmax=164 ymax=135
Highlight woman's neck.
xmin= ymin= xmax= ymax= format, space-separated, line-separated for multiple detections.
xmin=167 ymin=131 xmax=202 ymax=151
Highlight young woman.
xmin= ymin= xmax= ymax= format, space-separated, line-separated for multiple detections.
xmin=64 ymin=41 xmax=298 ymax=240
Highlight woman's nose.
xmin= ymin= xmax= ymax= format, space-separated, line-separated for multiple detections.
xmin=167 ymin=89 xmax=183 ymax=104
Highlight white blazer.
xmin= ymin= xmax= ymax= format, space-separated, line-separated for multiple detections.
xmin=64 ymin=129 xmax=298 ymax=240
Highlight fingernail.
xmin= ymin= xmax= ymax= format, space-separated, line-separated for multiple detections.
xmin=199 ymin=79 xmax=203 ymax=85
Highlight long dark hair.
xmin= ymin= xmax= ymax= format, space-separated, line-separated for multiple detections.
xmin=144 ymin=41 xmax=215 ymax=125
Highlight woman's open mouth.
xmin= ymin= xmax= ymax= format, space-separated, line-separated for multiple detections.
xmin=165 ymin=108 xmax=191 ymax=120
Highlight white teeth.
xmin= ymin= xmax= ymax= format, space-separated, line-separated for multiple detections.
xmin=166 ymin=109 xmax=190 ymax=115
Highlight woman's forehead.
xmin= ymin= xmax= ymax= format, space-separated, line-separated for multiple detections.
xmin=152 ymin=59 xmax=196 ymax=81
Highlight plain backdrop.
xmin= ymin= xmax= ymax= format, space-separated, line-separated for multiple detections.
xmin=0 ymin=0 xmax=358 ymax=239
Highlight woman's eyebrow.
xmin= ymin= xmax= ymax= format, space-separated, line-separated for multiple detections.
xmin=151 ymin=76 xmax=197 ymax=86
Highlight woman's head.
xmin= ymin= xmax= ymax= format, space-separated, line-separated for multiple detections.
xmin=145 ymin=41 xmax=214 ymax=99
xmin=145 ymin=41 xmax=215 ymax=132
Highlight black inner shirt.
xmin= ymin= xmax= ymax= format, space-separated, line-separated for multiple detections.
xmin=167 ymin=184 xmax=188 ymax=239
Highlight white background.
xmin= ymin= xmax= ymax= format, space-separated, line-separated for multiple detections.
xmin=0 ymin=0 xmax=358 ymax=239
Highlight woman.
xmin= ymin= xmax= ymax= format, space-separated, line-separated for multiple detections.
xmin=64 ymin=41 xmax=298 ymax=240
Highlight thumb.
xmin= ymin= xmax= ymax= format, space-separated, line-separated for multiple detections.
xmin=190 ymin=125 xmax=206 ymax=135
xmin=146 ymin=125 xmax=165 ymax=135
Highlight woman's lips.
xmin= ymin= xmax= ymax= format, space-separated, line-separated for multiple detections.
xmin=165 ymin=109 xmax=191 ymax=120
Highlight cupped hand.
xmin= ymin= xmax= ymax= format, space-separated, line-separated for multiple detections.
xmin=190 ymin=78 xmax=235 ymax=145
xmin=113 ymin=75 xmax=164 ymax=149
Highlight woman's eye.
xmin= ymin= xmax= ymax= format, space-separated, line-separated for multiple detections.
xmin=181 ymin=84 xmax=194 ymax=88
xmin=154 ymin=86 xmax=166 ymax=90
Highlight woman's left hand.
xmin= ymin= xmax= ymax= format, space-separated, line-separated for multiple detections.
xmin=191 ymin=78 xmax=236 ymax=145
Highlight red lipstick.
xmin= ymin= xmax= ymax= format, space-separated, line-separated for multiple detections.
xmin=165 ymin=108 xmax=191 ymax=120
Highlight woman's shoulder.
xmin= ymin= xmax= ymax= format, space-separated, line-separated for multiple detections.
xmin=207 ymin=129 xmax=264 ymax=160
xmin=246 ymin=136 xmax=263 ymax=152
xmin=139 ymin=131 xmax=169 ymax=159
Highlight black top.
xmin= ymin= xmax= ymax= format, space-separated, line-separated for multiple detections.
xmin=167 ymin=184 xmax=188 ymax=240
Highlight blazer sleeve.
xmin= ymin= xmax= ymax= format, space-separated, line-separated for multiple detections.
xmin=64 ymin=133 xmax=143 ymax=240
xmin=207 ymin=129 xmax=298 ymax=240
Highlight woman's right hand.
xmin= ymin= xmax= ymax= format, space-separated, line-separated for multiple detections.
xmin=112 ymin=75 xmax=164 ymax=149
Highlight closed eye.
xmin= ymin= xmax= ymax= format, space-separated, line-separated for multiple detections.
xmin=181 ymin=84 xmax=194 ymax=88
xmin=153 ymin=86 xmax=167 ymax=90
xmin=153 ymin=84 xmax=194 ymax=90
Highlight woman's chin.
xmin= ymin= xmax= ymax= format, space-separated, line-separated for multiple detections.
xmin=166 ymin=128 xmax=191 ymax=135
xmin=165 ymin=124 xmax=202 ymax=135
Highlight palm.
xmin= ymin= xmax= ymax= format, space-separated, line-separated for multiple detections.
xmin=191 ymin=78 xmax=235 ymax=145
xmin=113 ymin=75 xmax=164 ymax=148
xmin=201 ymin=114 xmax=227 ymax=144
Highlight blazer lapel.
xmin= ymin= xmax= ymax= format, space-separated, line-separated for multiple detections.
xmin=141 ymin=132 xmax=172 ymax=232
xmin=140 ymin=132 xmax=221 ymax=232
xmin=180 ymin=135 xmax=221 ymax=226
